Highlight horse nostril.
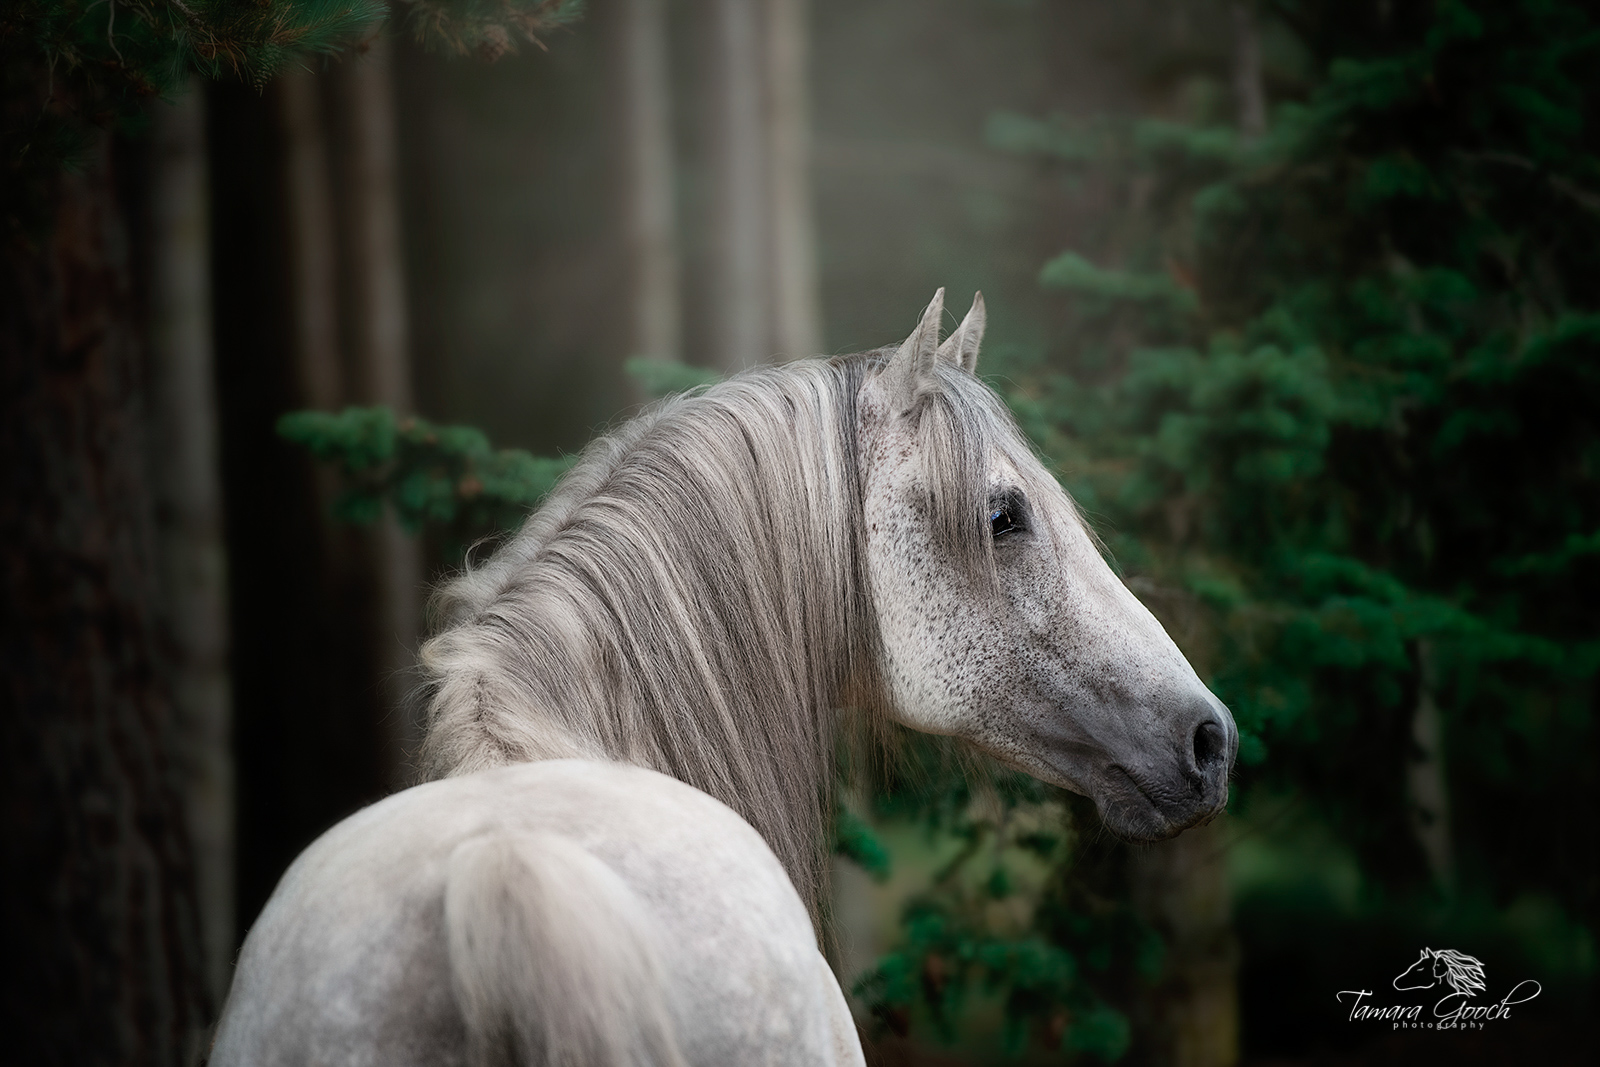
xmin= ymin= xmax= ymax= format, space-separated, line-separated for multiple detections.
xmin=1192 ymin=719 xmax=1226 ymax=775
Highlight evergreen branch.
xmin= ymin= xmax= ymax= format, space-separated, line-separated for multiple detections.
xmin=834 ymin=806 xmax=891 ymax=882
xmin=393 ymin=0 xmax=583 ymax=60
xmin=6 ymin=0 xmax=387 ymax=96
xmin=278 ymin=406 xmax=576 ymax=557
xmin=624 ymin=355 xmax=722 ymax=399
xmin=1454 ymin=150 xmax=1600 ymax=217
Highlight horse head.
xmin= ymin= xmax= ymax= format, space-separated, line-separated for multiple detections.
xmin=857 ymin=290 xmax=1237 ymax=841
xmin=1393 ymin=948 xmax=1438 ymax=991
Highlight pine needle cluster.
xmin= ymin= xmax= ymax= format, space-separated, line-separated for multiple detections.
xmin=278 ymin=406 xmax=577 ymax=560
xmin=395 ymin=0 xmax=584 ymax=62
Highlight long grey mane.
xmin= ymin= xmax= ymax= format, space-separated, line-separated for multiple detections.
xmin=419 ymin=350 xmax=1029 ymax=913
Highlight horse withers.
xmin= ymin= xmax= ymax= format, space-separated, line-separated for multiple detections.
xmin=210 ymin=291 xmax=1236 ymax=1066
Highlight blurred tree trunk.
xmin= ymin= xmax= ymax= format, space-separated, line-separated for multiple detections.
xmin=616 ymin=0 xmax=682 ymax=396
xmin=209 ymin=70 xmax=390 ymax=939
xmin=707 ymin=0 xmax=822 ymax=371
xmin=709 ymin=0 xmax=770 ymax=372
xmin=1407 ymin=640 xmax=1454 ymax=889
xmin=279 ymin=69 xmax=346 ymax=417
xmin=149 ymin=82 xmax=235 ymax=1008
xmin=764 ymin=0 xmax=822 ymax=361
xmin=1128 ymin=825 xmax=1240 ymax=1067
xmin=277 ymin=64 xmax=355 ymax=570
xmin=329 ymin=36 xmax=424 ymax=787
xmin=1229 ymin=2 xmax=1266 ymax=138
xmin=0 ymin=121 xmax=208 ymax=1063
xmin=1124 ymin=581 xmax=1238 ymax=1067
xmin=278 ymin=61 xmax=385 ymax=773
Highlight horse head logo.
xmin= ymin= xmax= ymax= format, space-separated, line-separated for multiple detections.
xmin=1393 ymin=948 xmax=1487 ymax=998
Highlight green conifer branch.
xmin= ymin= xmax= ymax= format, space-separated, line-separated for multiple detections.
xmin=394 ymin=0 xmax=584 ymax=60
xmin=278 ymin=406 xmax=576 ymax=556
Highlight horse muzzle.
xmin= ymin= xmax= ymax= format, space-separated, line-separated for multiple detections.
xmin=1092 ymin=697 xmax=1236 ymax=841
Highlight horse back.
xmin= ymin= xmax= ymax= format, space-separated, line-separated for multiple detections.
xmin=210 ymin=760 xmax=863 ymax=1067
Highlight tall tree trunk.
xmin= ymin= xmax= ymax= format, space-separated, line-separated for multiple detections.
xmin=335 ymin=37 xmax=413 ymax=415
xmin=276 ymin=64 xmax=356 ymax=574
xmin=616 ymin=0 xmax=683 ymax=393
xmin=1229 ymin=2 xmax=1266 ymax=138
xmin=1407 ymin=639 xmax=1454 ymax=889
xmin=278 ymin=68 xmax=345 ymax=417
xmin=1123 ymin=583 xmax=1238 ymax=1067
xmin=705 ymin=0 xmax=823 ymax=371
xmin=149 ymin=82 xmax=235 ymax=1008
xmin=709 ymin=0 xmax=770 ymax=372
xmin=764 ymin=0 xmax=822 ymax=360
xmin=0 ymin=123 xmax=207 ymax=1064
xmin=1128 ymin=825 xmax=1240 ymax=1067
xmin=330 ymin=36 xmax=424 ymax=787
xmin=210 ymin=72 xmax=390 ymax=936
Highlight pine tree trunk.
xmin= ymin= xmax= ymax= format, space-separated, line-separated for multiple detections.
xmin=709 ymin=0 xmax=771 ymax=372
xmin=0 ymin=123 xmax=208 ymax=1065
xmin=334 ymin=37 xmax=412 ymax=415
xmin=616 ymin=0 xmax=683 ymax=391
xmin=1229 ymin=2 xmax=1266 ymax=138
xmin=764 ymin=0 xmax=822 ymax=360
xmin=329 ymin=36 xmax=424 ymax=787
xmin=1128 ymin=824 xmax=1240 ymax=1067
xmin=149 ymin=82 xmax=235 ymax=1007
xmin=278 ymin=68 xmax=345 ymax=416
xmin=1407 ymin=640 xmax=1453 ymax=888
xmin=1123 ymin=582 xmax=1239 ymax=1067
xmin=276 ymin=62 xmax=360 ymax=580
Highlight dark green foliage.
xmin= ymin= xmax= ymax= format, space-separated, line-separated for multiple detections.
xmin=6 ymin=0 xmax=386 ymax=93
xmin=1004 ymin=0 xmax=1599 ymax=920
xmin=834 ymin=805 xmax=892 ymax=883
xmin=278 ymin=406 xmax=575 ymax=557
xmin=4 ymin=0 xmax=582 ymax=91
xmin=852 ymin=735 xmax=1153 ymax=1062
xmin=860 ymin=0 xmax=1597 ymax=1057
xmin=274 ymin=357 xmax=717 ymax=554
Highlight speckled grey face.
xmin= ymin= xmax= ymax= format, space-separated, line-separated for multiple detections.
xmin=858 ymin=291 xmax=1237 ymax=841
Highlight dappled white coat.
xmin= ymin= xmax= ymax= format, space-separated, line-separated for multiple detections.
xmin=212 ymin=762 xmax=858 ymax=1066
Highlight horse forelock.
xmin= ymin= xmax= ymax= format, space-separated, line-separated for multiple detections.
xmin=905 ymin=361 xmax=1076 ymax=591
xmin=419 ymin=352 xmax=1027 ymax=920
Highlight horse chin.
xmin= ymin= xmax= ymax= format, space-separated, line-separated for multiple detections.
xmin=1092 ymin=775 xmax=1181 ymax=842
xmin=1090 ymin=765 xmax=1219 ymax=843
xmin=1019 ymin=750 xmax=1186 ymax=842
xmin=982 ymin=740 xmax=1227 ymax=842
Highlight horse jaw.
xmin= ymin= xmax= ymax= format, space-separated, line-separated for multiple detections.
xmin=857 ymin=292 xmax=1238 ymax=842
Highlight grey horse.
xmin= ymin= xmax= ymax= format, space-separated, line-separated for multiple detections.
xmin=211 ymin=291 xmax=1235 ymax=1066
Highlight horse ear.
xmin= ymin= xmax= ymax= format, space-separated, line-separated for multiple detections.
xmin=936 ymin=291 xmax=985 ymax=374
xmin=882 ymin=288 xmax=945 ymax=406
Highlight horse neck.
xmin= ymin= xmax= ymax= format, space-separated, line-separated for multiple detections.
xmin=421 ymin=359 xmax=881 ymax=910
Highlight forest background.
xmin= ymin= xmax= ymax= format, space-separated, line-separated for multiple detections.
xmin=2 ymin=1 xmax=1594 ymax=1065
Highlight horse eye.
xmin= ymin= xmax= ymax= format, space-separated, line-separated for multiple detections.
xmin=988 ymin=489 xmax=1027 ymax=540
